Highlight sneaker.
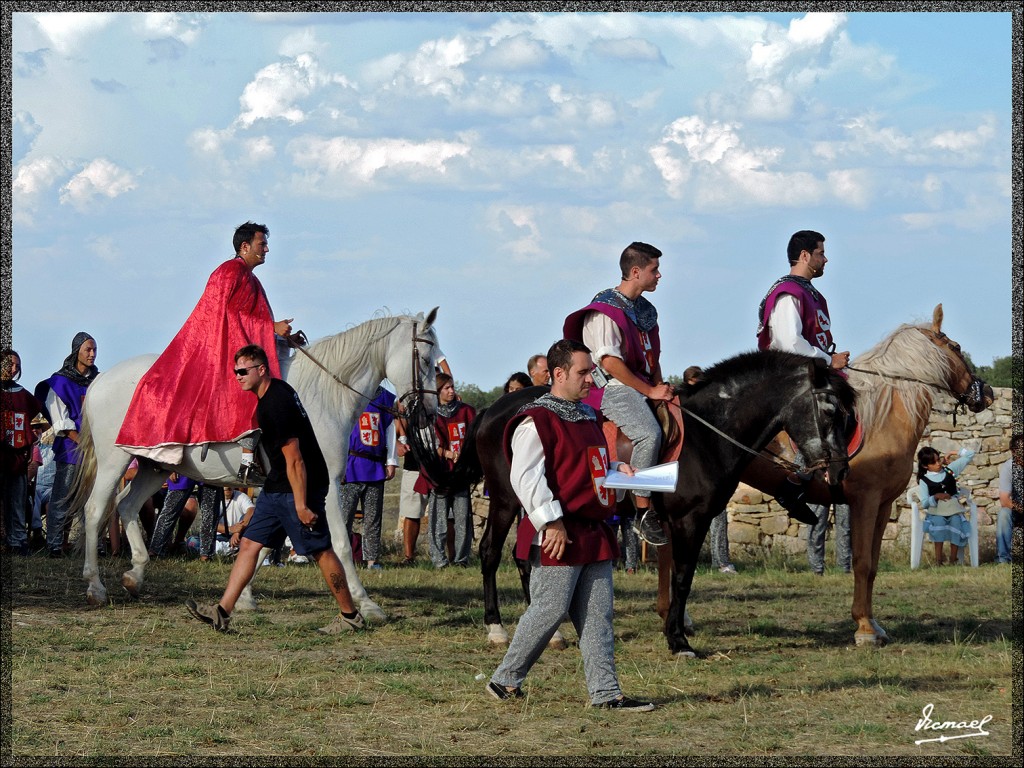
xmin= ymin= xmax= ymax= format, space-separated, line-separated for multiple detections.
xmin=486 ymin=681 xmax=524 ymax=701
xmin=185 ymin=599 xmax=231 ymax=632
xmin=317 ymin=612 xmax=366 ymax=634
xmin=718 ymin=563 xmax=737 ymax=574
xmin=287 ymin=552 xmax=310 ymax=564
xmin=593 ymin=695 xmax=655 ymax=712
xmin=632 ymin=509 xmax=668 ymax=547
xmin=773 ymin=480 xmax=818 ymax=525
xmin=366 ymin=562 xmax=383 ymax=571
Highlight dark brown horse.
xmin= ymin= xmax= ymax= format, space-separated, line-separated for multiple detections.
xmin=431 ymin=349 xmax=856 ymax=656
xmin=729 ymin=304 xmax=993 ymax=646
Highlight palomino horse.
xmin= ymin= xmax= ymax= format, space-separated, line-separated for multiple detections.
xmin=733 ymin=304 xmax=993 ymax=647
xmin=69 ymin=310 xmax=442 ymax=619
xmin=435 ymin=349 xmax=855 ymax=655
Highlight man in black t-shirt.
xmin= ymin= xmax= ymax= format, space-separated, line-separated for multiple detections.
xmin=185 ymin=344 xmax=366 ymax=635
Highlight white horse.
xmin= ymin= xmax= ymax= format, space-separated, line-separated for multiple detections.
xmin=69 ymin=309 xmax=442 ymax=620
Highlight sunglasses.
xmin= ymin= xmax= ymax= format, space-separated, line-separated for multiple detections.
xmin=234 ymin=365 xmax=261 ymax=376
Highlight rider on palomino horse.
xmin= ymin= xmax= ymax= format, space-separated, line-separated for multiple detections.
xmin=563 ymin=241 xmax=675 ymax=547
xmin=756 ymin=229 xmax=851 ymax=525
xmin=116 ymin=222 xmax=294 ymax=484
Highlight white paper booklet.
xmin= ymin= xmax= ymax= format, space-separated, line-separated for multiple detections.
xmin=601 ymin=461 xmax=678 ymax=493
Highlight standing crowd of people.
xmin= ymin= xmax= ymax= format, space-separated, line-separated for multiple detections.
xmin=4 ymin=222 xmax=1017 ymax=716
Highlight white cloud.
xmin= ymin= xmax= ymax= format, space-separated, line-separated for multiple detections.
xmin=13 ymin=155 xmax=70 ymax=197
xmin=279 ymin=28 xmax=329 ymax=58
xmin=288 ymin=135 xmax=470 ymax=185
xmin=588 ymin=37 xmax=664 ymax=63
xmin=58 ymin=159 xmax=137 ymax=209
xmin=134 ymin=12 xmax=205 ymax=46
xmin=747 ymin=12 xmax=846 ymax=79
xmin=236 ymin=53 xmax=354 ymax=128
xmin=930 ymin=119 xmax=997 ymax=154
xmin=826 ymin=168 xmax=872 ymax=208
xmin=31 ymin=12 xmax=114 ymax=55
xmin=476 ymin=33 xmax=552 ymax=71
xmin=486 ymin=204 xmax=544 ymax=263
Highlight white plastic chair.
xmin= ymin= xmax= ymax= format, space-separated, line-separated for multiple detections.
xmin=908 ymin=488 xmax=979 ymax=569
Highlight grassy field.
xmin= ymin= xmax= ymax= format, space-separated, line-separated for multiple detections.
xmin=2 ymin=530 xmax=1017 ymax=761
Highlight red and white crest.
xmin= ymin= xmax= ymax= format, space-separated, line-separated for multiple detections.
xmin=639 ymin=330 xmax=654 ymax=374
xmin=2 ymin=410 xmax=27 ymax=449
xmin=587 ymin=445 xmax=613 ymax=507
xmin=447 ymin=421 xmax=466 ymax=455
xmin=359 ymin=412 xmax=381 ymax=447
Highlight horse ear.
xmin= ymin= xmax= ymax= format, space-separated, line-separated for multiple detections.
xmin=932 ymin=304 xmax=943 ymax=334
xmin=423 ymin=306 xmax=439 ymax=331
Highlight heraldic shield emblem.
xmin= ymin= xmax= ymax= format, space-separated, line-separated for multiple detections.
xmin=587 ymin=445 xmax=612 ymax=507
xmin=359 ymin=412 xmax=381 ymax=447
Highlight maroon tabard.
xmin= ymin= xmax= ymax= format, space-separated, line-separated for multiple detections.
xmin=506 ymin=406 xmax=619 ymax=566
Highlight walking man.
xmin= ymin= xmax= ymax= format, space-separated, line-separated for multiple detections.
xmin=185 ymin=344 xmax=364 ymax=634
xmin=486 ymin=339 xmax=654 ymax=711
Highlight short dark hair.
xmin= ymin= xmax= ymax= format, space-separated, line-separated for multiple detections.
xmin=233 ymin=221 xmax=269 ymax=255
xmin=435 ymin=372 xmax=453 ymax=392
xmin=683 ymin=365 xmax=703 ymax=383
xmin=787 ymin=230 xmax=825 ymax=265
xmin=619 ymin=241 xmax=662 ymax=279
xmin=916 ymin=446 xmax=942 ymax=480
xmin=234 ymin=344 xmax=269 ymax=368
xmin=547 ymin=339 xmax=591 ymax=375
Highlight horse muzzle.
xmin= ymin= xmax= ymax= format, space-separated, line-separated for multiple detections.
xmin=958 ymin=377 xmax=994 ymax=413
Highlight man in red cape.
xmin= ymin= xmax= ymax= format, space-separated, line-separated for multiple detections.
xmin=116 ymin=222 xmax=293 ymax=480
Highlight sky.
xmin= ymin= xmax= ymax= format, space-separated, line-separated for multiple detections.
xmin=6 ymin=9 xmax=1016 ymax=396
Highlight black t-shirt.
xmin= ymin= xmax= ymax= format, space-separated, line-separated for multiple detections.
xmin=255 ymin=379 xmax=329 ymax=496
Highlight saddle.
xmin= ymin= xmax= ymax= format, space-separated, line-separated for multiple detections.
xmin=602 ymin=397 xmax=684 ymax=466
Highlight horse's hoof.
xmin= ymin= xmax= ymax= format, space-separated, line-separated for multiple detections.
xmin=674 ymin=650 xmax=697 ymax=659
xmin=360 ymin=602 xmax=387 ymax=623
xmin=547 ymin=632 xmax=568 ymax=651
xmin=86 ymin=590 xmax=106 ymax=607
xmin=854 ymin=631 xmax=886 ymax=647
xmin=870 ymin=619 xmax=890 ymax=643
xmin=121 ymin=573 xmax=140 ymax=598
xmin=486 ymin=625 xmax=509 ymax=646
xmin=234 ymin=594 xmax=258 ymax=612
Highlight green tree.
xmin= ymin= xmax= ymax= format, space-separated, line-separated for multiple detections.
xmin=455 ymin=381 xmax=503 ymax=411
xmin=973 ymin=355 xmax=1014 ymax=388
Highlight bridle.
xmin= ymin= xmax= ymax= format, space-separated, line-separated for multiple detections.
xmin=844 ymin=328 xmax=986 ymax=424
xmin=285 ymin=319 xmax=437 ymax=419
xmin=675 ymin=359 xmax=848 ymax=475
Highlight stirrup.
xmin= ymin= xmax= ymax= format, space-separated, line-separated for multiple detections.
xmin=632 ymin=509 xmax=668 ymax=547
xmin=237 ymin=462 xmax=266 ymax=487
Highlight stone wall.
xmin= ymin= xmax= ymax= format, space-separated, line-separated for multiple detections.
xmin=721 ymin=386 xmax=1017 ymax=563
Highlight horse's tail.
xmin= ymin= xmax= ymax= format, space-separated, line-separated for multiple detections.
xmin=66 ymin=409 xmax=98 ymax=521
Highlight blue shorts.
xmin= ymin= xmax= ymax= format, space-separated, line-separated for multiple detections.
xmin=242 ymin=489 xmax=333 ymax=556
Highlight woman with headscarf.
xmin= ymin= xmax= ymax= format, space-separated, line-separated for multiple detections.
xmin=37 ymin=332 xmax=99 ymax=557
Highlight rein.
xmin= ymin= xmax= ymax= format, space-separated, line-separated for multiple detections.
xmin=284 ymin=320 xmax=436 ymax=418
xmin=673 ymin=361 xmax=840 ymax=474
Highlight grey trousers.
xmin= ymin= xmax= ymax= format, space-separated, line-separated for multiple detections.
xmin=709 ymin=510 xmax=731 ymax=568
xmin=150 ymin=486 xmax=220 ymax=557
xmin=427 ymin=488 xmax=471 ymax=567
xmin=599 ymin=385 xmax=662 ymax=498
xmin=807 ymin=503 xmax=851 ymax=573
xmin=340 ymin=480 xmax=385 ymax=563
xmin=47 ymin=462 xmax=78 ymax=552
xmin=491 ymin=554 xmax=622 ymax=705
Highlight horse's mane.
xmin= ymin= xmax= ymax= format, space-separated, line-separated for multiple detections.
xmin=286 ymin=315 xmax=407 ymax=415
xmin=845 ymin=322 xmax=948 ymax=437
xmin=693 ymin=349 xmax=857 ymax=413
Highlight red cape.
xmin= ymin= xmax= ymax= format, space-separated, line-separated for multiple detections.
xmin=116 ymin=257 xmax=281 ymax=462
